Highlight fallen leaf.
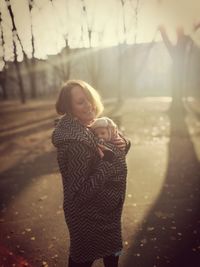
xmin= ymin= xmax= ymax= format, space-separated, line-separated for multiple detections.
xmin=39 ymin=195 xmax=48 ymax=201
xmin=56 ymin=210 xmax=62 ymax=215
xmin=42 ymin=261 xmax=48 ymax=267
xmin=52 ymin=254 xmax=58 ymax=259
xmin=147 ymin=227 xmax=154 ymax=231
xmin=154 ymin=211 xmax=174 ymax=219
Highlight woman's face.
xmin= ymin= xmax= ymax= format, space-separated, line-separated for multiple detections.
xmin=70 ymin=86 xmax=96 ymax=125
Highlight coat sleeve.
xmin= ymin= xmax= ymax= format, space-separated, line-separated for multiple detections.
xmin=118 ymin=133 xmax=131 ymax=155
xmin=65 ymin=142 xmax=116 ymax=202
xmin=124 ymin=137 xmax=131 ymax=154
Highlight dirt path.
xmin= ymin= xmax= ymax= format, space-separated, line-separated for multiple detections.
xmin=0 ymin=98 xmax=200 ymax=267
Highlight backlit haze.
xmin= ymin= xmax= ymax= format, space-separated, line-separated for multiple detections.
xmin=0 ymin=0 xmax=200 ymax=70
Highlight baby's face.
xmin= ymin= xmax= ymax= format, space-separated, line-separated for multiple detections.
xmin=94 ymin=127 xmax=110 ymax=141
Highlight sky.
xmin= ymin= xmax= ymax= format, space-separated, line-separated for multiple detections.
xmin=0 ymin=0 xmax=200 ymax=70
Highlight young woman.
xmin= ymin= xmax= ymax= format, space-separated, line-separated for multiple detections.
xmin=52 ymin=80 xmax=130 ymax=267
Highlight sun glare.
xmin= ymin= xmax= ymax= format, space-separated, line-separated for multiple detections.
xmin=0 ymin=0 xmax=200 ymax=64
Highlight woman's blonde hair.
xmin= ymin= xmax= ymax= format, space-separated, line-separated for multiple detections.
xmin=55 ymin=80 xmax=104 ymax=117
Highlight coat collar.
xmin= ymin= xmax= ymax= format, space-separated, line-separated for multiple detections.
xmin=52 ymin=114 xmax=98 ymax=151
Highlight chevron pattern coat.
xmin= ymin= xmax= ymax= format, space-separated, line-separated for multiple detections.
xmin=52 ymin=115 xmax=129 ymax=263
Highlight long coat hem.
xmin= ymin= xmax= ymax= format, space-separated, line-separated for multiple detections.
xmin=52 ymin=115 xmax=129 ymax=262
xmin=70 ymin=246 xmax=123 ymax=263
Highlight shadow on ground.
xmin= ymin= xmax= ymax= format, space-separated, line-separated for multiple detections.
xmin=124 ymin=102 xmax=200 ymax=267
xmin=0 ymin=149 xmax=58 ymax=213
xmin=0 ymin=136 xmax=61 ymax=267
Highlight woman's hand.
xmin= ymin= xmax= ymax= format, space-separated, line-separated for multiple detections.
xmin=112 ymin=134 xmax=126 ymax=150
xmin=98 ymin=145 xmax=105 ymax=158
xmin=98 ymin=144 xmax=115 ymax=162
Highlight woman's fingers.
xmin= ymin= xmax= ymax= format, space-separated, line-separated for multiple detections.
xmin=98 ymin=147 xmax=104 ymax=158
xmin=116 ymin=144 xmax=126 ymax=150
xmin=98 ymin=136 xmax=126 ymax=152
xmin=113 ymin=139 xmax=124 ymax=144
xmin=112 ymin=136 xmax=126 ymax=150
xmin=98 ymin=144 xmax=107 ymax=151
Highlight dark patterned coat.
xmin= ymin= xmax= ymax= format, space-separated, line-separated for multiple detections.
xmin=52 ymin=115 xmax=130 ymax=263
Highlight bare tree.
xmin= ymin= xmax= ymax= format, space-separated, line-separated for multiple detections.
xmin=28 ymin=0 xmax=37 ymax=98
xmin=0 ymin=10 xmax=7 ymax=99
xmin=117 ymin=0 xmax=127 ymax=105
xmin=158 ymin=25 xmax=193 ymax=113
xmin=133 ymin=0 xmax=140 ymax=44
xmin=5 ymin=0 xmax=51 ymax=101
xmin=80 ymin=0 xmax=102 ymax=89
xmin=50 ymin=1 xmax=71 ymax=82
xmin=5 ymin=0 xmax=26 ymax=103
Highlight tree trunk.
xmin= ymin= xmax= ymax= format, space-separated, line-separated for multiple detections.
xmin=15 ymin=61 xmax=26 ymax=103
xmin=29 ymin=58 xmax=37 ymax=98
xmin=0 ymin=70 xmax=7 ymax=100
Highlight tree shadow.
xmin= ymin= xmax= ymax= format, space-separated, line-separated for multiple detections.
xmin=0 ymin=146 xmax=63 ymax=267
xmin=123 ymin=101 xmax=200 ymax=267
xmin=184 ymin=99 xmax=200 ymax=121
xmin=0 ymin=119 xmax=55 ymax=143
xmin=0 ymin=114 xmax=56 ymax=134
xmin=0 ymin=102 xmax=54 ymax=116
xmin=0 ymin=149 xmax=58 ymax=213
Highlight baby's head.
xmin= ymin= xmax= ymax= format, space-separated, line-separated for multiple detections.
xmin=90 ymin=117 xmax=117 ymax=142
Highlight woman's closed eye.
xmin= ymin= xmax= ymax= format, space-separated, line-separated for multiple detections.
xmin=76 ymin=99 xmax=85 ymax=105
xmin=76 ymin=99 xmax=90 ymax=106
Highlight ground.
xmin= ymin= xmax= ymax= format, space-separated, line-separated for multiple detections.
xmin=0 ymin=97 xmax=200 ymax=267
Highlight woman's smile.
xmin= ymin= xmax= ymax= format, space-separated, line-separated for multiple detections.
xmin=71 ymin=86 xmax=95 ymax=125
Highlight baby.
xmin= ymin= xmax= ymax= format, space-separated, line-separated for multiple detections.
xmin=90 ymin=116 xmax=118 ymax=143
xmin=90 ymin=116 xmax=119 ymax=162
